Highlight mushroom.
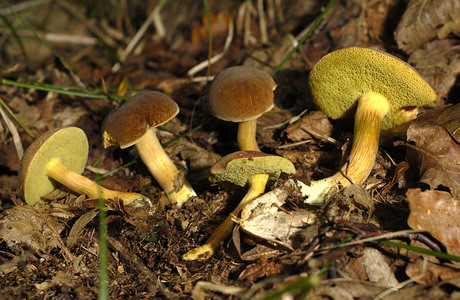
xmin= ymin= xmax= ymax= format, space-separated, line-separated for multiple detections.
xmin=208 ymin=65 xmax=276 ymax=151
xmin=304 ymin=47 xmax=437 ymax=204
xmin=182 ymin=150 xmax=296 ymax=261
xmin=20 ymin=127 xmax=150 ymax=207
xmin=102 ymin=91 xmax=196 ymax=208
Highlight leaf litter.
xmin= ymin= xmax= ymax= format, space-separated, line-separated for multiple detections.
xmin=0 ymin=0 xmax=459 ymax=299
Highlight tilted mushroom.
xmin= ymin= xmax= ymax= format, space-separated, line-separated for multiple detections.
xmin=208 ymin=65 xmax=276 ymax=151
xmin=20 ymin=127 xmax=150 ymax=207
xmin=304 ymin=47 xmax=437 ymax=204
xmin=102 ymin=91 xmax=196 ymax=208
xmin=183 ymin=150 xmax=296 ymax=261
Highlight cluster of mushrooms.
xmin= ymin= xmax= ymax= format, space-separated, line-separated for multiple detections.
xmin=19 ymin=47 xmax=437 ymax=261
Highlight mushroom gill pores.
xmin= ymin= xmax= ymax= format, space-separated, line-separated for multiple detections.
xmin=304 ymin=47 xmax=437 ymax=205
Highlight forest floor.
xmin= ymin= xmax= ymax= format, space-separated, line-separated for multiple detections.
xmin=0 ymin=0 xmax=459 ymax=299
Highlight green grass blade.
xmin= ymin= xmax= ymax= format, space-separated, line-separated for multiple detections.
xmin=381 ymin=240 xmax=460 ymax=262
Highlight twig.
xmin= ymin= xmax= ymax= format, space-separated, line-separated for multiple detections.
xmin=257 ymin=0 xmax=268 ymax=43
xmin=112 ymin=0 xmax=168 ymax=72
xmin=0 ymin=97 xmax=35 ymax=139
xmin=264 ymin=109 xmax=308 ymax=129
xmin=186 ymin=18 xmax=234 ymax=78
xmin=277 ymin=140 xmax=311 ymax=149
xmin=0 ymin=28 xmax=97 ymax=45
xmin=0 ymin=105 xmax=24 ymax=159
xmin=243 ymin=0 xmax=253 ymax=46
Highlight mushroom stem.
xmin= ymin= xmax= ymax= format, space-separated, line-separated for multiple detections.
xmin=45 ymin=158 xmax=147 ymax=204
xmin=135 ymin=128 xmax=196 ymax=207
xmin=183 ymin=173 xmax=269 ymax=260
xmin=183 ymin=120 xmax=271 ymax=260
xmin=237 ymin=119 xmax=259 ymax=151
xmin=305 ymin=92 xmax=390 ymax=204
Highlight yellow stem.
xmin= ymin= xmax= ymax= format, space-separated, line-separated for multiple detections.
xmin=237 ymin=119 xmax=259 ymax=151
xmin=305 ymin=92 xmax=390 ymax=205
xmin=135 ymin=128 xmax=196 ymax=207
xmin=183 ymin=173 xmax=269 ymax=261
xmin=45 ymin=158 xmax=146 ymax=204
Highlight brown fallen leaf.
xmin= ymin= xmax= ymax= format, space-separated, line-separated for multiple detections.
xmin=282 ymin=110 xmax=333 ymax=144
xmin=395 ymin=0 xmax=460 ymax=54
xmin=237 ymin=184 xmax=317 ymax=250
xmin=0 ymin=206 xmax=74 ymax=262
xmin=238 ymin=259 xmax=280 ymax=282
xmin=406 ymin=119 xmax=460 ymax=199
xmin=330 ymin=0 xmax=390 ymax=49
xmin=406 ymin=255 xmax=460 ymax=284
xmin=408 ymin=41 xmax=460 ymax=100
xmin=407 ymin=189 xmax=460 ymax=257
xmin=381 ymin=276 xmax=460 ymax=299
xmin=381 ymin=103 xmax=460 ymax=146
xmin=363 ymin=247 xmax=399 ymax=288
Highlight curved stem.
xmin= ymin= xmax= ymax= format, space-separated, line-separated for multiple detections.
xmin=135 ymin=128 xmax=196 ymax=207
xmin=45 ymin=158 xmax=148 ymax=204
xmin=305 ymin=92 xmax=390 ymax=205
xmin=184 ymin=117 xmax=269 ymax=260
xmin=183 ymin=173 xmax=269 ymax=261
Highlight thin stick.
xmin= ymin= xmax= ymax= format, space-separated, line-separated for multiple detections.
xmin=112 ymin=0 xmax=168 ymax=71
xmin=0 ymin=105 xmax=24 ymax=159
xmin=187 ymin=19 xmax=234 ymax=78
xmin=257 ymin=0 xmax=268 ymax=43
xmin=0 ymin=97 xmax=35 ymax=139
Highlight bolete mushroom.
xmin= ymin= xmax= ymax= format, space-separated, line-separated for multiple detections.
xmin=20 ymin=127 xmax=150 ymax=206
xmin=208 ymin=65 xmax=276 ymax=151
xmin=304 ymin=47 xmax=437 ymax=204
xmin=183 ymin=150 xmax=296 ymax=261
xmin=102 ymin=91 xmax=196 ymax=208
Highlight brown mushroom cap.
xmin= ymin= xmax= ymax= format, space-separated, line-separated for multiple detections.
xmin=208 ymin=66 xmax=276 ymax=122
xmin=102 ymin=91 xmax=179 ymax=149
xmin=209 ymin=151 xmax=296 ymax=187
xmin=308 ymin=47 xmax=437 ymax=130
xmin=20 ymin=127 xmax=89 ymax=205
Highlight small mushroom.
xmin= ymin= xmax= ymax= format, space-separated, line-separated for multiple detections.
xmin=102 ymin=91 xmax=197 ymax=208
xmin=20 ymin=127 xmax=150 ymax=207
xmin=182 ymin=150 xmax=296 ymax=261
xmin=208 ymin=66 xmax=276 ymax=151
xmin=305 ymin=47 xmax=437 ymax=204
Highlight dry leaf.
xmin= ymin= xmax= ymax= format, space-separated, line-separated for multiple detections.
xmin=190 ymin=11 xmax=232 ymax=44
xmin=395 ymin=0 xmax=460 ymax=54
xmin=0 ymin=206 xmax=73 ymax=261
xmin=237 ymin=185 xmax=317 ymax=250
xmin=406 ymin=120 xmax=460 ymax=199
xmin=408 ymin=41 xmax=460 ymax=99
xmin=238 ymin=259 xmax=280 ymax=282
xmin=381 ymin=103 xmax=460 ymax=146
xmin=381 ymin=276 xmax=460 ymax=299
xmin=407 ymin=189 xmax=460 ymax=257
xmin=406 ymin=256 xmax=460 ymax=284
xmin=283 ymin=111 xmax=333 ymax=143
xmin=330 ymin=0 xmax=390 ymax=49
xmin=363 ymin=247 xmax=399 ymax=288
